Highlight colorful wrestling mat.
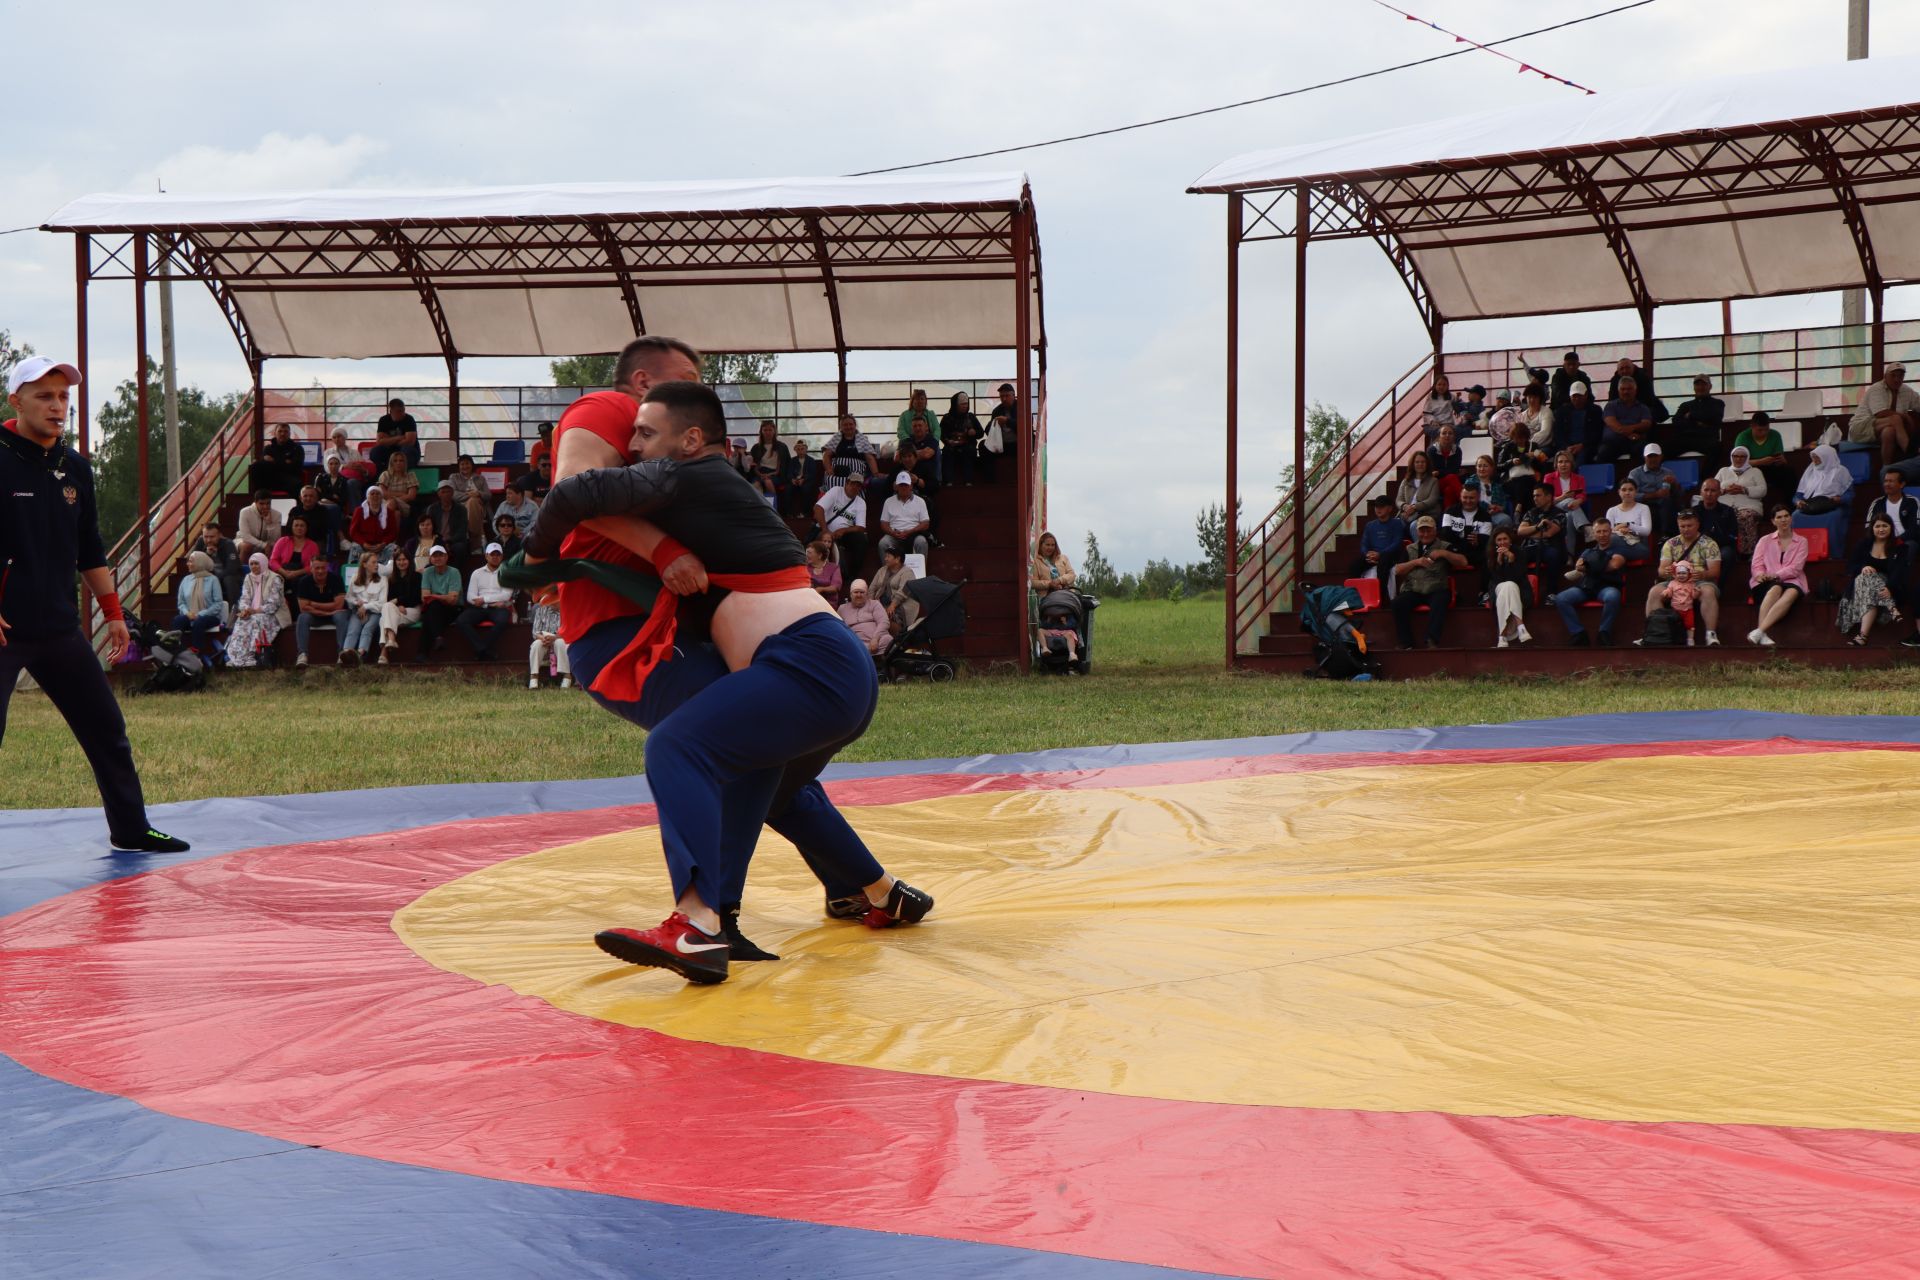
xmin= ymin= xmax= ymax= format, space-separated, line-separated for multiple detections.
xmin=4 ymin=711 xmax=1920 ymax=1278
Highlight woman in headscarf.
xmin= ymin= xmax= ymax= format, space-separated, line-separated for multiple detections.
xmin=939 ymin=392 xmax=984 ymax=487
xmin=347 ymin=484 xmax=402 ymax=560
xmin=168 ymin=550 xmax=227 ymax=660
xmin=225 ymin=552 xmax=285 ymax=668
xmin=1713 ymin=444 xmax=1768 ymax=553
xmin=1790 ymin=442 xmax=1854 ymax=546
xmin=836 ymin=578 xmax=892 ymax=655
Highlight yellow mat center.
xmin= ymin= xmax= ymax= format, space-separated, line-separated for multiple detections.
xmin=394 ymin=752 xmax=1920 ymax=1131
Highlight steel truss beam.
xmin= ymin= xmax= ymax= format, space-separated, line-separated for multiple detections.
xmin=591 ymin=221 xmax=647 ymax=336
xmin=1546 ymin=157 xmax=1655 ymax=323
xmin=375 ymin=227 xmax=459 ymax=364
xmin=1794 ymin=127 xmax=1883 ymax=296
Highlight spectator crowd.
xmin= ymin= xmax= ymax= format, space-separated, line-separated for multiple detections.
xmin=1351 ymin=353 xmax=1920 ymax=651
xmin=167 ymin=385 xmax=1021 ymax=678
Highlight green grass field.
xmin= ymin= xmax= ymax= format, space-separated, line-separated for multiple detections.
xmin=5 ymin=596 xmax=1919 ymax=809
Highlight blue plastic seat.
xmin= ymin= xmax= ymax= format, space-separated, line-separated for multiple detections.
xmin=299 ymin=440 xmax=323 ymax=467
xmin=1664 ymin=458 xmax=1701 ymax=492
xmin=1579 ymin=463 xmax=1616 ymax=497
xmin=491 ymin=439 xmax=527 ymax=464
xmin=1839 ymin=450 xmax=1876 ymax=485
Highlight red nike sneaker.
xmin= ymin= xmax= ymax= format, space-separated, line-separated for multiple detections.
xmin=595 ymin=914 xmax=730 ymax=984
xmin=861 ymin=880 xmax=934 ymax=930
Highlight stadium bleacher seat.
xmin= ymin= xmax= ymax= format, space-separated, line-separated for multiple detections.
xmin=1343 ymin=577 xmax=1382 ymax=611
xmin=420 ymin=439 xmax=457 ymax=467
xmin=477 ymin=465 xmax=511 ymax=491
xmin=1800 ymin=526 xmax=1830 ymax=562
xmin=491 ymin=439 xmax=527 ymax=465
xmin=414 ymin=467 xmax=441 ymax=491
xmin=1772 ymin=421 xmax=1804 ymax=452
xmin=1666 ymin=459 xmax=1701 ymax=492
xmin=1460 ymin=437 xmax=1494 ymax=466
xmin=1579 ymin=463 xmax=1615 ymax=498
xmin=299 ymin=441 xmax=323 ymax=467
xmin=1839 ymin=450 xmax=1875 ymax=485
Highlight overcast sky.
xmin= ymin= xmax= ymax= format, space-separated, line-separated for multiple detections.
xmin=5 ymin=1 xmax=1915 ymax=569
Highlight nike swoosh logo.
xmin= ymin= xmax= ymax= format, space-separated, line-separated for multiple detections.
xmin=675 ymin=934 xmax=728 ymax=954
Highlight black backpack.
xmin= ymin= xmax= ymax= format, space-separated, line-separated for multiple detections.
xmin=138 ymin=625 xmax=210 ymax=694
xmin=1640 ymin=606 xmax=1685 ymax=647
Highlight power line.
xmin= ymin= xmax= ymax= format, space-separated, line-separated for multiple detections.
xmin=849 ymin=0 xmax=1661 ymax=176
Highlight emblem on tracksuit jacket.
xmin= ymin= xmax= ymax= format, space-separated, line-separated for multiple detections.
xmin=63 ymin=485 xmax=78 ymax=504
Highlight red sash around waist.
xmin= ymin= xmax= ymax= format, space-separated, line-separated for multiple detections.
xmin=587 ymin=565 xmax=813 ymax=703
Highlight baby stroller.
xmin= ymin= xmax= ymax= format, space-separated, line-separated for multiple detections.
xmin=879 ymin=577 xmax=967 ymax=682
xmin=134 ymin=621 xmax=211 ymax=694
xmin=1032 ymin=587 xmax=1098 ymax=675
xmin=1299 ymin=584 xmax=1378 ymax=681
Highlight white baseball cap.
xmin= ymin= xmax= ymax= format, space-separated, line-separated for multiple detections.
xmin=429 ymin=544 xmax=448 ymax=556
xmin=485 ymin=541 xmax=503 ymax=555
xmin=894 ymin=471 xmax=913 ymax=487
xmin=1570 ymin=381 xmax=1591 ymax=397
xmin=1643 ymin=442 xmax=1662 ymax=458
xmin=7 ymin=356 xmax=82 ymax=395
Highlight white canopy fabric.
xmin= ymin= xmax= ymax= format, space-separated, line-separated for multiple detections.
xmin=1189 ymin=57 xmax=1920 ymax=322
xmin=44 ymin=175 xmax=1041 ymax=360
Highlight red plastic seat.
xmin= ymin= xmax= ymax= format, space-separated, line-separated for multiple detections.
xmin=1343 ymin=577 xmax=1383 ymax=611
xmin=1800 ymin=527 xmax=1829 ymax=562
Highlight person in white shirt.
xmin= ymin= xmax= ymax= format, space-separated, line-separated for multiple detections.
xmin=339 ymin=549 xmax=389 ymax=664
xmin=877 ymin=471 xmax=932 ymax=557
xmin=456 ymin=542 xmax=514 ymax=660
xmin=814 ymin=472 xmax=869 ymax=577
xmin=1848 ymin=361 xmax=1920 ymax=467
xmin=1605 ymin=478 xmax=1655 ymax=564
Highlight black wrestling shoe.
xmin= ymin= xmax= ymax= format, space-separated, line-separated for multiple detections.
xmin=111 ymin=828 xmax=191 ymax=854
xmin=721 ymin=909 xmax=780 ymax=962
xmin=862 ymin=880 xmax=934 ymax=930
xmin=824 ymin=893 xmax=871 ymax=920
xmin=595 ymin=914 xmax=729 ymax=985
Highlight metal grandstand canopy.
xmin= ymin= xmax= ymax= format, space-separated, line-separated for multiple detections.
xmin=1190 ymin=55 xmax=1920 ymax=666
xmin=42 ymin=175 xmax=1045 ymax=632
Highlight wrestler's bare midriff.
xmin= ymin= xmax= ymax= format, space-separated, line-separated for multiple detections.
xmin=711 ymin=587 xmax=836 ymax=670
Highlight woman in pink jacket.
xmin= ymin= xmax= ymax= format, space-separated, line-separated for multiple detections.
xmin=1748 ymin=505 xmax=1809 ymax=647
xmin=836 ymin=579 xmax=891 ymax=655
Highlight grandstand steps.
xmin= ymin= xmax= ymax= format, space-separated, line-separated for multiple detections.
xmin=1242 ymin=641 xmax=1910 ymax=680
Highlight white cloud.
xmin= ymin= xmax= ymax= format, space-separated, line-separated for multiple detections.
xmin=130 ymin=132 xmax=386 ymax=196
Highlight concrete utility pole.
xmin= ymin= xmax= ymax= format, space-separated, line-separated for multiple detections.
xmin=1842 ymin=0 xmax=1869 ymax=331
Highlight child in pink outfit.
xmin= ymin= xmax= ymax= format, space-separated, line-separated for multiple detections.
xmin=1658 ymin=559 xmax=1700 ymax=644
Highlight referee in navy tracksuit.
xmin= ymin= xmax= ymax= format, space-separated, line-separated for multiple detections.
xmin=1 ymin=356 xmax=187 ymax=853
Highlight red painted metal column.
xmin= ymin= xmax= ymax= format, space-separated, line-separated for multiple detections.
xmin=74 ymin=236 xmax=91 ymax=456
xmin=133 ymin=234 xmax=153 ymax=605
xmin=1012 ymin=204 xmax=1034 ymax=673
xmin=1290 ymin=185 xmax=1309 ymax=596
xmin=1224 ymin=193 xmax=1242 ymax=668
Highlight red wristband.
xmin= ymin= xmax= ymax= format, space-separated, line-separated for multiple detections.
xmin=98 ymin=591 xmax=125 ymax=622
xmin=650 ymin=538 xmax=692 ymax=575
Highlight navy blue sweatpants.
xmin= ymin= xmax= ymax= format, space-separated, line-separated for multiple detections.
xmin=570 ymin=613 xmax=884 ymax=905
